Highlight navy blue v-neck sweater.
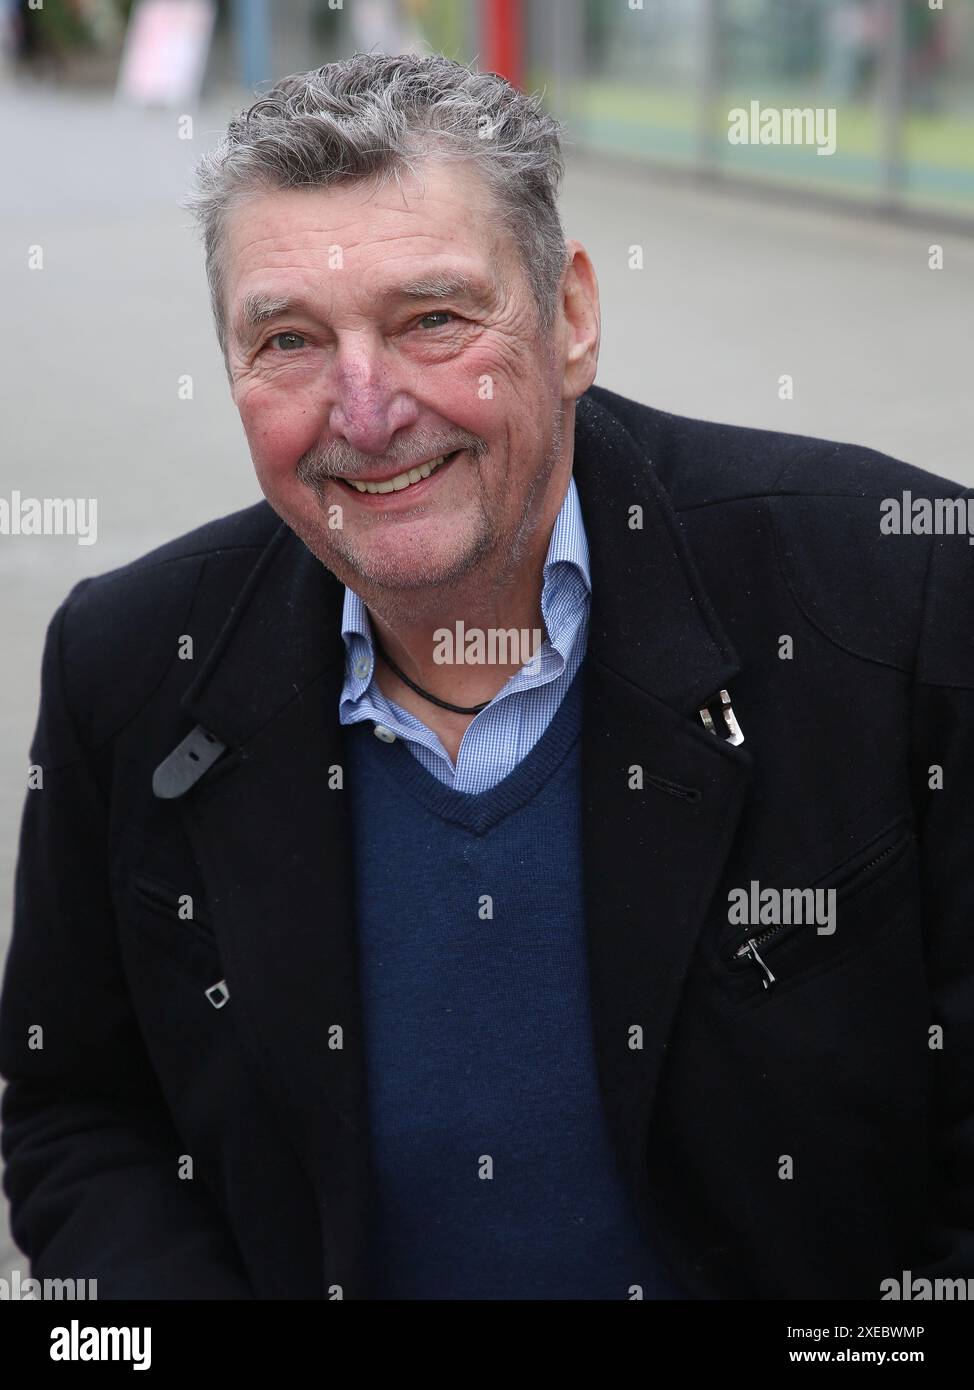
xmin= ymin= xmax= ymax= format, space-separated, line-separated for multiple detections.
xmin=348 ymin=668 xmax=684 ymax=1300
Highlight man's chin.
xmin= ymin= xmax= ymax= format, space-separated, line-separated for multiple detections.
xmin=308 ymin=528 xmax=494 ymax=599
xmin=342 ymin=549 xmax=484 ymax=596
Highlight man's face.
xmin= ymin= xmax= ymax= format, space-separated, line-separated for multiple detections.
xmin=223 ymin=159 xmax=587 ymax=600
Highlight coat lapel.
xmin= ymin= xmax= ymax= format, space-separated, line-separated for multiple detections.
xmin=573 ymin=393 xmax=752 ymax=1224
xmin=164 ymin=388 xmax=752 ymax=1290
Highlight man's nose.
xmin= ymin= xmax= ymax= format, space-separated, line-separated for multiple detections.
xmin=327 ymin=346 xmax=420 ymax=455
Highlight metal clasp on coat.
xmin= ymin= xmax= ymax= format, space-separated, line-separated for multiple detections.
xmin=698 ymin=689 xmax=744 ymax=746
xmin=205 ymin=980 xmax=230 ymax=1009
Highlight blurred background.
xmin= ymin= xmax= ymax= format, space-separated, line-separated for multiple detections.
xmin=5 ymin=0 xmax=974 ymax=214
xmin=1 ymin=0 xmax=973 ymax=1287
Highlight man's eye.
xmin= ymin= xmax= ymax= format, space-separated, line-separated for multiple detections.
xmin=416 ymin=311 xmax=455 ymax=331
xmin=266 ymin=331 xmax=306 ymax=351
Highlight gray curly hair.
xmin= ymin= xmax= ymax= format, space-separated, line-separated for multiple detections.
xmin=184 ymin=52 xmax=568 ymax=363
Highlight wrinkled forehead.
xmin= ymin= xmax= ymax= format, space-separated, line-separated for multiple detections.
xmin=219 ymin=159 xmax=522 ymax=340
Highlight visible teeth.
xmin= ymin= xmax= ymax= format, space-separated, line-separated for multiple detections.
xmin=348 ymin=452 xmax=454 ymax=495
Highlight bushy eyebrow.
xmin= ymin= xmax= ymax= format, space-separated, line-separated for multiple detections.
xmin=234 ymin=274 xmax=485 ymax=345
xmin=395 ymin=274 xmax=478 ymax=301
xmin=238 ymin=293 xmax=294 ymax=337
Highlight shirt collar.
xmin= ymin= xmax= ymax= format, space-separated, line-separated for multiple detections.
xmin=542 ymin=473 xmax=591 ymax=594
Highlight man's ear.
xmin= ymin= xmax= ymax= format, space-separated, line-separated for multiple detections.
xmin=558 ymin=241 xmax=601 ymax=402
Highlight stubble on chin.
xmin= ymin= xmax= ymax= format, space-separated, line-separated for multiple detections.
xmin=285 ymin=485 xmax=497 ymax=623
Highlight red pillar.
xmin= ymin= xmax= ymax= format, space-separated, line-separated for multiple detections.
xmin=482 ymin=0 xmax=523 ymax=90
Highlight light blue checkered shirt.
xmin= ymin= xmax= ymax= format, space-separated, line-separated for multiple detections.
xmin=338 ymin=475 xmax=591 ymax=794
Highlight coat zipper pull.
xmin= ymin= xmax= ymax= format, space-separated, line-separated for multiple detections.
xmin=739 ymin=937 xmax=776 ymax=989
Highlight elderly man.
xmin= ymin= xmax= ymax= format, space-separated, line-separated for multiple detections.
xmin=1 ymin=53 xmax=972 ymax=1302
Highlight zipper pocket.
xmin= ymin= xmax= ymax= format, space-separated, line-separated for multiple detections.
xmin=729 ymin=828 xmax=913 ymax=990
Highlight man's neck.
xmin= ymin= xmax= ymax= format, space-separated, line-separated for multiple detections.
xmin=369 ymin=535 xmax=548 ymax=707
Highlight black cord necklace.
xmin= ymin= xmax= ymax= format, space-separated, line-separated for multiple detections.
xmin=373 ymin=636 xmax=490 ymax=715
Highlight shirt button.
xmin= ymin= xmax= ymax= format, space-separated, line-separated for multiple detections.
xmin=353 ymin=657 xmax=372 ymax=679
xmin=373 ymin=724 xmax=397 ymax=744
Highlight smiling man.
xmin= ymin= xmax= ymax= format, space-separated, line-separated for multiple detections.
xmin=1 ymin=54 xmax=973 ymax=1303
xmin=221 ymin=151 xmax=590 ymax=758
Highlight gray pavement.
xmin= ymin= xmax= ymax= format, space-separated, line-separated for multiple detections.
xmin=1 ymin=79 xmax=972 ymax=1284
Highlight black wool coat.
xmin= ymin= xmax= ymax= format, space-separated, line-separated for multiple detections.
xmin=1 ymin=384 xmax=972 ymax=1299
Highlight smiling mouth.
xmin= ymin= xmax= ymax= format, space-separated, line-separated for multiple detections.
xmin=339 ymin=449 xmax=462 ymax=495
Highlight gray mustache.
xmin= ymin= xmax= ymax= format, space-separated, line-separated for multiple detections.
xmin=297 ymin=435 xmax=486 ymax=484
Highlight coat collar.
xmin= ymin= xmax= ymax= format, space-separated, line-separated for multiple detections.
xmin=173 ymin=387 xmax=752 ymax=1293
